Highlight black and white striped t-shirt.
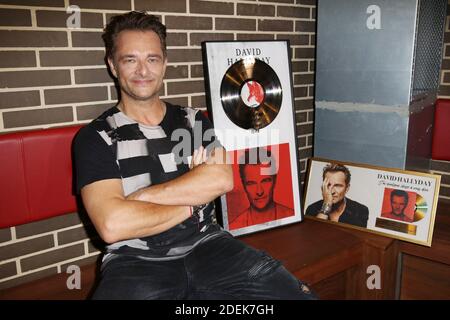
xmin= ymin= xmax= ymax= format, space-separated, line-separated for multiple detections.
xmin=74 ymin=103 xmax=223 ymax=260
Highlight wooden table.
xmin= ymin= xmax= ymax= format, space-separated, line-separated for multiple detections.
xmin=397 ymin=201 xmax=450 ymax=299
xmin=241 ymin=217 xmax=407 ymax=300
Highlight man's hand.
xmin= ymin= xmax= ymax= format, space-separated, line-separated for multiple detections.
xmin=190 ymin=146 xmax=207 ymax=169
xmin=321 ymin=176 xmax=333 ymax=206
xmin=316 ymin=213 xmax=329 ymax=220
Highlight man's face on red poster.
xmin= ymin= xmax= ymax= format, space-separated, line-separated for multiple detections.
xmin=391 ymin=195 xmax=408 ymax=215
xmin=242 ymin=163 xmax=276 ymax=211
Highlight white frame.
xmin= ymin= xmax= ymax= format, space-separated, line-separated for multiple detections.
xmin=202 ymin=40 xmax=303 ymax=236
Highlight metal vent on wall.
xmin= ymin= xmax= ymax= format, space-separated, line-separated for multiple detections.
xmin=411 ymin=0 xmax=447 ymax=99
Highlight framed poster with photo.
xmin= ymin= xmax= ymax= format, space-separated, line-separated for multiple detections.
xmin=202 ymin=40 xmax=302 ymax=236
xmin=304 ymin=158 xmax=441 ymax=246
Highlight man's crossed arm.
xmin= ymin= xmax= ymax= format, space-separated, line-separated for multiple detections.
xmin=81 ymin=146 xmax=233 ymax=244
xmin=127 ymin=146 xmax=233 ymax=205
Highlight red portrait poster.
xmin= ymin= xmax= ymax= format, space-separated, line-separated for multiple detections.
xmin=380 ymin=188 xmax=416 ymax=223
xmin=226 ymin=143 xmax=295 ymax=230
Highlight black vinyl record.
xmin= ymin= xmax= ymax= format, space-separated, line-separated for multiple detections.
xmin=220 ymin=58 xmax=282 ymax=130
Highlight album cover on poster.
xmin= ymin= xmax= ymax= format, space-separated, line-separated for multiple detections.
xmin=202 ymin=40 xmax=302 ymax=236
xmin=304 ymin=158 xmax=441 ymax=246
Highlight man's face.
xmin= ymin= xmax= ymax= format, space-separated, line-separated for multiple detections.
xmin=324 ymin=171 xmax=349 ymax=205
xmin=391 ymin=195 xmax=407 ymax=215
xmin=242 ymin=164 xmax=276 ymax=211
xmin=108 ymin=30 xmax=167 ymax=102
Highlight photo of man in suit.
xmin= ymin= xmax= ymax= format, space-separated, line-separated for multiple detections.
xmin=305 ymin=163 xmax=369 ymax=228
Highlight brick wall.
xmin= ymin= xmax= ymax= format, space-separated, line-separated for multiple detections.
xmin=0 ymin=0 xmax=316 ymax=289
xmin=434 ymin=0 xmax=450 ymax=204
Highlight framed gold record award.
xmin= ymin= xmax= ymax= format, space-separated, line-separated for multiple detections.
xmin=202 ymin=40 xmax=302 ymax=237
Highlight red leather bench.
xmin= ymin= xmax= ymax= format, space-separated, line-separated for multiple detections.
xmin=0 ymin=125 xmax=82 ymax=228
xmin=0 ymin=125 xmax=98 ymax=300
xmin=432 ymin=99 xmax=450 ymax=161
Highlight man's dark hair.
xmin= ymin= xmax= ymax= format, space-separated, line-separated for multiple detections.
xmin=102 ymin=11 xmax=167 ymax=60
xmin=238 ymin=148 xmax=276 ymax=183
xmin=390 ymin=189 xmax=409 ymax=203
xmin=322 ymin=163 xmax=351 ymax=186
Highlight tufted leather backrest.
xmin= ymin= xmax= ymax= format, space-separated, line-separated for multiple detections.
xmin=0 ymin=125 xmax=83 ymax=228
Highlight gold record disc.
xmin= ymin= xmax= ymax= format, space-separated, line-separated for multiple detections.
xmin=220 ymin=58 xmax=282 ymax=130
xmin=414 ymin=194 xmax=428 ymax=222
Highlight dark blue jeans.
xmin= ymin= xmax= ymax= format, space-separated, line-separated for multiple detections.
xmin=92 ymin=232 xmax=317 ymax=300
